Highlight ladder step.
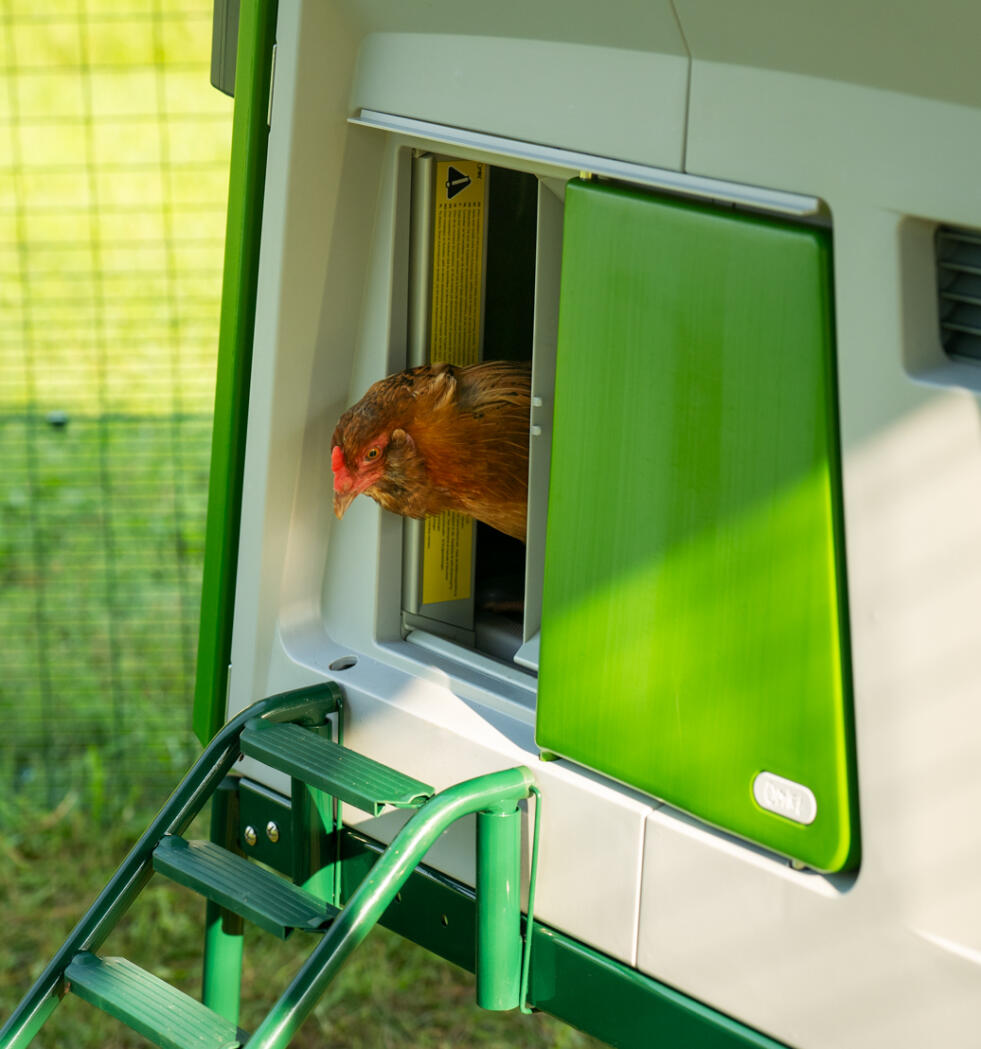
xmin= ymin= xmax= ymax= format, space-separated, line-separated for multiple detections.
xmin=153 ymin=836 xmax=337 ymax=939
xmin=240 ymin=719 xmax=434 ymax=815
xmin=65 ymin=951 xmax=246 ymax=1049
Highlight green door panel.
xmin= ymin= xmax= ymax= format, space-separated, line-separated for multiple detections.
xmin=537 ymin=180 xmax=858 ymax=872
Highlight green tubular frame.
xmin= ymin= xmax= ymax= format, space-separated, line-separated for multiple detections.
xmin=202 ymin=777 xmax=246 ymax=1022
xmin=0 ymin=683 xmax=539 ymax=1049
xmin=246 ymin=768 xmax=536 ymax=1048
xmin=193 ymin=0 xmax=279 ymax=745
xmin=475 ymin=803 xmax=523 ymax=1010
xmin=0 ymin=684 xmax=342 ymax=1049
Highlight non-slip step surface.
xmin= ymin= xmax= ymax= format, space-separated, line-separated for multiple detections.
xmin=65 ymin=952 xmax=245 ymax=1049
xmin=240 ymin=719 xmax=434 ymax=815
xmin=153 ymin=836 xmax=337 ymax=939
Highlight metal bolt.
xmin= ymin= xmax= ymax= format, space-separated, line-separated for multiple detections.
xmin=243 ymin=825 xmax=257 ymax=847
xmin=265 ymin=821 xmax=280 ymax=844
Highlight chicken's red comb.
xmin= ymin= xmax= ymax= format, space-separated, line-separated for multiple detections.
xmin=331 ymin=445 xmax=351 ymax=492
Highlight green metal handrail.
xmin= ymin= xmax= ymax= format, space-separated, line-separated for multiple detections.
xmin=246 ymin=766 xmax=536 ymax=1049
xmin=0 ymin=681 xmax=539 ymax=1049
xmin=0 ymin=683 xmax=341 ymax=1049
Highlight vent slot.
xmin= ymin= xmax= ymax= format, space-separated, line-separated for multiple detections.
xmin=937 ymin=225 xmax=981 ymax=363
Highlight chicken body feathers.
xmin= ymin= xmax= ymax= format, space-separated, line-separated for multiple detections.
xmin=331 ymin=361 xmax=531 ymax=540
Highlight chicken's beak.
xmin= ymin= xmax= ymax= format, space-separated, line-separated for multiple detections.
xmin=333 ymin=488 xmax=357 ymax=520
xmin=331 ymin=444 xmax=357 ymax=519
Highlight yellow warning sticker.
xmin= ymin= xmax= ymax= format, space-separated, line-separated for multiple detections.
xmin=422 ymin=510 xmax=475 ymax=605
xmin=422 ymin=159 xmax=486 ymax=605
xmin=429 ymin=159 xmax=486 ymax=365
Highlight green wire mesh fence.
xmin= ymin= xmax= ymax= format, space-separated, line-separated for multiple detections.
xmin=0 ymin=2 xmax=232 ymax=823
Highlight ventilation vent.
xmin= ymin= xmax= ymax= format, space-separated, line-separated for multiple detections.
xmin=937 ymin=226 xmax=981 ymax=363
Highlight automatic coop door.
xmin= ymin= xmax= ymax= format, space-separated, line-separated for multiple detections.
xmin=537 ymin=180 xmax=859 ymax=873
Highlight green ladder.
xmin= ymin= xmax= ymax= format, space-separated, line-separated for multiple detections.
xmin=0 ymin=683 xmax=538 ymax=1049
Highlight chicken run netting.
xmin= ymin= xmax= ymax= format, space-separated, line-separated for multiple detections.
xmin=0 ymin=2 xmax=232 ymax=824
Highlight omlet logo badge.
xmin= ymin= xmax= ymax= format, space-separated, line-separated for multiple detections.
xmin=753 ymin=771 xmax=817 ymax=826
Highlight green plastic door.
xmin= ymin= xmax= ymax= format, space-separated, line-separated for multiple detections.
xmin=537 ymin=180 xmax=858 ymax=872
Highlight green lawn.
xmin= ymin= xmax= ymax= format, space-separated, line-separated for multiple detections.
xmin=1 ymin=4 xmax=228 ymax=815
xmin=0 ymin=414 xmax=207 ymax=820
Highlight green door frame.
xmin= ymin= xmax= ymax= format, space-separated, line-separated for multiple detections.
xmin=194 ymin=0 xmax=278 ymax=744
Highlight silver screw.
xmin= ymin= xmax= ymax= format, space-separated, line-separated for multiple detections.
xmin=243 ymin=825 xmax=258 ymax=847
xmin=265 ymin=821 xmax=280 ymax=844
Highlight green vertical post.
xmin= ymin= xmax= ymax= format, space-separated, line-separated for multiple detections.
xmin=292 ymin=774 xmax=336 ymax=906
xmin=193 ymin=0 xmax=279 ymax=745
xmin=202 ymin=912 xmax=244 ymax=1023
xmin=201 ymin=779 xmax=244 ymax=1022
xmin=475 ymin=802 xmax=523 ymax=1010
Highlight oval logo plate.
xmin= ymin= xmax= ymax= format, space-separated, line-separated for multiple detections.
xmin=753 ymin=771 xmax=817 ymax=825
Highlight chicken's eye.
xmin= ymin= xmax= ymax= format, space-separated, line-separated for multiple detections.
xmin=364 ymin=447 xmax=380 ymax=462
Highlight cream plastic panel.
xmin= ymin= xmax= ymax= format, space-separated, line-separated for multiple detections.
xmin=225 ymin=0 xmax=684 ymax=966
xmin=226 ymin=0 xmax=981 ymax=1041
xmin=636 ymin=21 xmax=981 ymax=1049
xmin=351 ymin=33 xmax=687 ymax=169
xmin=340 ymin=0 xmax=688 ymax=169
xmin=673 ymin=0 xmax=981 ymax=109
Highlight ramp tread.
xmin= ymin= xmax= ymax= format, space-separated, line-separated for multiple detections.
xmin=240 ymin=720 xmax=434 ymax=815
xmin=153 ymin=836 xmax=336 ymax=938
xmin=65 ymin=952 xmax=244 ymax=1049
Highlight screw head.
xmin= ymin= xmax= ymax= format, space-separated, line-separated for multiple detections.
xmin=265 ymin=821 xmax=280 ymax=844
xmin=243 ymin=825 xmax=258 ymax=847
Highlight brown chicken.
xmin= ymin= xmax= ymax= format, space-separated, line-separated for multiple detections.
xmin=331 ymin=361 xmax=531 ymax=540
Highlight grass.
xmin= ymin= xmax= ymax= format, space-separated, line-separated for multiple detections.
xmin=0 ymin=414 xmax=206 ymax=820
xmin=1 ymin=4 xmax=226 ymax=816
xmin=0 ymin=802 xmax=602 ymax=1049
